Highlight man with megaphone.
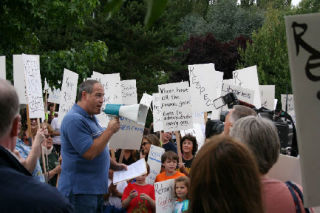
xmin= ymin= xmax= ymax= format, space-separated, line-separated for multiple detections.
xmin=58 ymin=80 xmax=127 ymax=212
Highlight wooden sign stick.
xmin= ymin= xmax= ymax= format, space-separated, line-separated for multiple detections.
xmin=175 ymin=131 xmax=183 ymax=165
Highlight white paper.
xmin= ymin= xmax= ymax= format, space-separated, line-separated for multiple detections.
xmin=274 ymin=99 xmax=278 ymax=110
xmin=22 ymin=54 xmax=45 ymax=120
xmin=13 ymin=55 xmax=27 ymax=104
xmin=58 ymin=69 xmax=78 ymax=125
xmin=158 ymin=82 xmax=193 ymax=131
xmin=113 ymin=158 xmax=147 ymax=184
xmin=0 ymin=56 xmax=5 ymax=80
xmin=153 ymin=93 xmax=163 ymax=132
xmin=121 ymin=80 xmax=137 ymax=105
xmin=231 ymin=66 xmax=262 ymax=108
xmin=103 ymin=73 xmax=122 ymax=105
xmin=180 ymin=123 xmax=206 ymax=150
xmin=140 ymin=93 xmax=153 ymax=108
xmin=285 ymin=13 xmax=320 ymax=207
xmin=221 ymin=83 xmax=255 ymax=105
xmin=146 ymin=145 xmax=165 ymax=184
xmin=260 ymin=85 xmax=275 ymax=110
xmin=154 ymin=179 xmax=175 ymax=213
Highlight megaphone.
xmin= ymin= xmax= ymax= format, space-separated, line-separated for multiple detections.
xmin=103 ymin=104 xmax=148 ymax=125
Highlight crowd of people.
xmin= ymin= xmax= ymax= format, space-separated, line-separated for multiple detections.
xmin=0 ymin=78 xmax=310 ymax=213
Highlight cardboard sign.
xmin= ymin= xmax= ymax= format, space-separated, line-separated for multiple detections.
xmin=146 ymin=145 xmax=165 ymax=184
xmin=281 ymin=94 xmax=296 ymax=122
xmin=158 ymin=82 xmax=193 ymax=131
xmin=109 ymin=117 xmax=144 ymax=150
xmin=188 ymin=64 xmax=220 ymax=112
xmin=154 ymin=179 xmax=175 ymax=213
xmin=180 ymin=123 xmax=206 ymax=150
xmin=231 ymin=66 xmax=262 ymax=108
xmin=121 ymin=80 xmax=137 ymax=105
xmin=22 ymin=54 xmax=45 ymax=120
xmin=140 ymin=93 xmax=153 ymax=108
xmin=221 ymin=83 xmax=255 ymax=105
xmin=152 ymin=93 xmax=163 ymax=132
xmin=104 ymin=73 xmax=123 ymax=104
xmin=260 ymin=85 xmax=275 ymax=110
xmin=48 ymin=88 xmax=61 ymax=104
xmin=58 ymin=69 xmax=79 ymax=125
xmin=13 ymin=55 xmax=28 ymax=104
xmin=0 ymin=56 xmax=5 ymax=80
xmin=113 ymin=158 xmax=147 ymax=184
xmin=285 ymin=13 xmax=320 ymax=207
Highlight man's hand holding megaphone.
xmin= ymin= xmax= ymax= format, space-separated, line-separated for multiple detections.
xmin=107 ymin=117 xmax=121 ymax=134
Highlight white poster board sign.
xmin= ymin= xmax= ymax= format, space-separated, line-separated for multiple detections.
xmin=13 ymin=55 xmax=28 ymax=104
xmin=180 ymin=123 xmax=206 ymax=150
xmin=22 ymin=54 xmax=45 ymax=120
xmin=104 ymin=73 xmax=122 ymax=104
xmin=158 ymin=82 xmax=193 ymax=131
xmin=0 ymin=56 xmax=5 ymax=80
xmin=113 ymin=158 xmax=147 ymax=184
xmin=154 ymin=179 xmax=175 ymax=213
xmin=140 ymin=93 xmax=153 ymax=108
xmin=121 ymin=80 xmax=137 ymax=105
xmin=231 ymin=66 xmax=262 ymax=108
xmin=260 ymin=85 xmax=275 ymax=110
xmin=146 ymin=145 xmax=165 ymax=185
xmin=188 ymin=63 xmax=219 ymax=112
xmin=109 ymin=117 xmax=144 ymax=150
xmin=152 ymin=93 xmax=163 ymax=132
xmin=281 ymin=94 xmax=296 ymax=122
xmin=221 ymin=83 xmax=255 ymax=105
xmin=48 ymin=88 xmax=61 ymax=104
xmin=285 ymin=13 xmax=320 ymax=207
xmin=58 ymin=69 xmax=79 ymax=125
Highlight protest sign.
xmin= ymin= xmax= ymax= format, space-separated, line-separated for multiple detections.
xmin=104 ymin=73 xmax=122 ymax=104
xmin=231 ymin=66 xmax=262 ymax=108
xmin=192 ymin=111 xmax=205 ymax=124
xmin=221 ymin=83 xmax=255 ymax=105
xmin=155 ymin=179 xmax=175 ymax=213
xmin=22 ymin=54 xmax=45 ymax=120
xmin=121 ymin=80 xmax=137 ymax=105
xmin=113 ymin=158 xmax=147 ymax=184
xmin=0 ymin=56 xmax=5 ymax=80
xmin=146 ymin=145 xmax=165 ymax=185
xmin=109 ymin=117 xmax=144 ymax=150
xmin=281 ymin=94 xmax=296 ymax=122
xmin=13 ymin=55 xmax=28 ymax=104
xmin=260 ymin=85 xmax=275 ymax=110
xmin=274 ymin=99 xmax=278 ymax=110
xmin=58 ymin=69 xmax=78 ymax=125
xmin=180 ymin=123 xmax=206 ymax=150
xmin=48 ymin=88 xmax=61 ymax=104
xmin=285 ymin=13 xmax=320 ymax=206
xmin=140 ymin=93 xmax=153 ymax=108
xmin=158 ymin=82 xmax=193 ymax=131
xmin=152 ymin=93 xmax=163 ymax=132
xmin=188 ymin=63 xmax=220 ymax=112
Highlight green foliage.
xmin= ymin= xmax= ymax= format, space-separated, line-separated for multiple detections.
xmin=295 ymin=0 xmax=320 ymax=13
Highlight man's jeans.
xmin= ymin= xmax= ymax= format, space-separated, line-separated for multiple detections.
xmin=68 ymin=193 xmax=104 ymax=213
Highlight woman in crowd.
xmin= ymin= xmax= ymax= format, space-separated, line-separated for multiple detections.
xmin=179 ymin=134 xmax=198 ymax=176
xmin=115 ymin=149 xmax=139 ymax=165
xmin=188 ymin=135 xmax=264 ymax=213
xmin=140 ymin=134 xmax=161 ymax=161
xmin=230 ymin=116 xmax=308 ymax=213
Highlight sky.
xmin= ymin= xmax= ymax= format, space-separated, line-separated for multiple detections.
xmin=292 ymin=0 xmax=302 ymax=6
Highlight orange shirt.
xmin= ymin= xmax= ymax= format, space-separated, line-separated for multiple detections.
xmin=155 ymin=171 xmax=185 ymax=183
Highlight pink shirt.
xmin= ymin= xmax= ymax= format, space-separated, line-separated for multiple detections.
xmin=261 ymin=177 xmax=306 ymax=213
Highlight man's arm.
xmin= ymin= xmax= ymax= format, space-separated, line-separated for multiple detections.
xmin=110 ymin=157 xmax=127 ymax=171
xmin=82 ymin=118 xmax=120 ymax=160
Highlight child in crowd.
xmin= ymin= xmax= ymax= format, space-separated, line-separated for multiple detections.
xmin=174 ymin=176 xmax=190 ymax=213
xmin=122 ymin=164 xmax=155 ymax=213
xmin=155 ymin=151 xmax=185 ymax=183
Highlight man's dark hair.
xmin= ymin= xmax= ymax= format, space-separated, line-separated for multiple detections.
xmin=77 ymin=80 xmax=100 ymax=101
xmin=0 ymin=79 xmax=19 ymax=138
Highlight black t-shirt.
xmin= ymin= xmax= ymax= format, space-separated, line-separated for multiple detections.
xmin=162 ymin=141 xmax=177 ymax=153
xmin=183 ymin=157 xmax=194 ymax=169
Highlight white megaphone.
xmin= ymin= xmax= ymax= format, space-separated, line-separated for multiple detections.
xmin=103 ymin=104 xmax=148 ymax=125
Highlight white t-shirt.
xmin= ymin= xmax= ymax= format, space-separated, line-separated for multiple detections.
xmin=51 ymin=117 xmax=61 ymax=145
xmin=107 ymin=179 xmax=127 ymax=209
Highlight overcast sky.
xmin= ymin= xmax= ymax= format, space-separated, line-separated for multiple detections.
xmin=291 ymin=0 xmax=301 ymax=6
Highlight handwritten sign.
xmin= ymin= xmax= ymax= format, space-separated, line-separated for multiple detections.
xmin=121 ymin=80 xmax=137 ymax=105
xmin=48 ymin=88 xmax=61 ymax=104
xmin=158 ymin=82 xmax=193 ymax=131
xmin=180 ymin=123 xmax=205 ymax=150
xmin=153 ymin=93 xmax=163 ymax=132
xmin=140 ymin=93 xmax=153 ymax=108
xmin=13 ymin=55 xmax=27 ymax=104
xmin=146 ymin=145 xmax=165 ymax=184
xmin=58 ymin=69 xmax=78 ymax=125
xmin=0 ymin=56 xmax=5 ymax=80
xmin=113 ymin=158 xmax=147 ymax=184
xmin=188 ymin=63 xmax=220 ymax=112
xmin=281 ymin=94 xmax=296 ymax=122
xmin=221 ymin=83 xmax=255 ymax=104
xmin=260 ymin=85 xmax=275 ymax=110
xmin=285 ymin=13 xmax=320 ymax=207
xmin=231 ymin=66 xmax=262 ymax=108
xmin=22 ymin=54 xmax=45 ymax=120
xmin=109 ymin=117 xmax=144 ymax=150
xmin=155 ymin=179 xmax=175 ymax=213
xmin=104 ymin=73 xmax=122 ymax=105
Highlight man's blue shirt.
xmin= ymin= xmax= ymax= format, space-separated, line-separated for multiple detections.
xmin=58 ymin=104 xmax=110 ymax=196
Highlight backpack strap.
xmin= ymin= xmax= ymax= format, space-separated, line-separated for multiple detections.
xmin=286 ymin=181 xmax=310 ymax=213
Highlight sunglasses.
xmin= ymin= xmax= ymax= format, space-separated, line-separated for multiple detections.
xmin=45 ymin=135 xmax=53 ymax=139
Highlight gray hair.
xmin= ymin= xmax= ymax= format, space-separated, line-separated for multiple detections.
xmin=77 ymin=80 xmax=100 ymax=101
xmin=229 ymin=105 xmax=257 ymax=124
xmin=230 ymin=116 xmax=280 ymax=174
xmin=0 ymin=79 xmax=20 ymax=138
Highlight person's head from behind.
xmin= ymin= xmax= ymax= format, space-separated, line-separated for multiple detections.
xmin=135 ymin=163 xmax=150 ymax=184
xmin=180 ymin=134 xmax=198 ymax=156
xmin=141 ymin=134 xmax=161 ymax=155
xmin=223 ymin=105 xmax=257 ymax=136
xmin=0 ymin=79 xmax=20 ymax=151
xmin=175 ymin=176 xmax=190 ymax=200
xmin=77 ymin=80 xmax=104 ymax=115
xmin=189 ymin=135 xmax=263 ymax=213
xmin=161 ymin=151 xmax=178 ymax=174
xmin=230 ymin=116 xmax=280 ymax=175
